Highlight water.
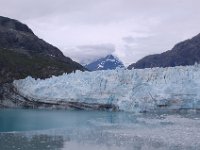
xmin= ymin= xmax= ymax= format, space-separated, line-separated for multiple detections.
xmin=0 ymin=109 xmax=200 ymax=150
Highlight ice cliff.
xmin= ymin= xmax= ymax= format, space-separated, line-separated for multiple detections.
xmin=13 ymin=64 xmax=200 ymax=112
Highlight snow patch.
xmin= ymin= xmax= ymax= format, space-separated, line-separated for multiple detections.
xmin=97 ymin=64 xmax=104 ymax=69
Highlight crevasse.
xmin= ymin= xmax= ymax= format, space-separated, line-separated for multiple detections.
xmin=13 ymin=64 xmax=200 ymax=112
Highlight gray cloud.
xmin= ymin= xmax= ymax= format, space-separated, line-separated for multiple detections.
xmin=1 ymin=0 xmax=200 ymax=66
xmin=122 ymin=36 xmax=136 ymax=44
xmin=63 ymin=44 xmax=115 ymax=65
xmin=77 ymin=44 xmax=115 ymax=52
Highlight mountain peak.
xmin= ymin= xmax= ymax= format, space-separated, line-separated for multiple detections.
xmin=128 ymin=33 xmax=200 ymax=69
xmin=85 ymin=54 xmax=124 ymax=71
xmin=0 ymin=16 xmax=84 ymax=83
xmin=0 ymin=16 xmax=34 ymax=34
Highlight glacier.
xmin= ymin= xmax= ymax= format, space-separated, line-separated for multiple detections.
xmin=13 ymin=64 xmax=200 ymax=112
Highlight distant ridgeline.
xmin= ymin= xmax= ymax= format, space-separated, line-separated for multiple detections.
xmin=85 ymin=55 xmax=124 ymax=71
xmin=0 ymin=16 xmax=85 ymax=84
xmin=128 ymin=33 xmax=200 ymax=69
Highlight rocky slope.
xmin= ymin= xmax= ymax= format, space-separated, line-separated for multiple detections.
xmin=128 ymin=33 xmax=200 ymax=69
xmin=85 ymin=55 xmax=124 ymax=71
xmin=0 ymin=16 xmax=84 ymax=84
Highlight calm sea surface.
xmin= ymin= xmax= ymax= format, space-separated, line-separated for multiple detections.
xmin=0 ymin=109 xmax=200 ymax=150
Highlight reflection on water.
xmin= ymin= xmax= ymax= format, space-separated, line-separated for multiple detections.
xmin=0 ymin=133 xmax=64 ymax=150
xmin=0 ymin=109 xmax=200 ymax=150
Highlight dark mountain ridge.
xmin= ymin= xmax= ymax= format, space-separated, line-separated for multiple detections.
xmin=128 ymin=33 xmax=200 ymax=69
xmin=0 ymin=16 xmax=34 ymax=34
xmin=0 ymin=16 xmax=84 ymax=84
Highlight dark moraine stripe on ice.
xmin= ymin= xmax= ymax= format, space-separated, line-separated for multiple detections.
xmin=0 ymin=83 xmax=118 ymax=111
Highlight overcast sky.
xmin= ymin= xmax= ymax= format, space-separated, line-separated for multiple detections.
xmin=1 ymin=0 xmax=200 ymax=66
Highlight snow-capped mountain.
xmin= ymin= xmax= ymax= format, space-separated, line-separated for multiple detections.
xmin=13 ymin=64 xmax=200 ymax=112
xmin=85 ymin=55 xmax=124 ymax=71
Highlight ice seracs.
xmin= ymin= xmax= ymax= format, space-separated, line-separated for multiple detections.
xmin=13 ymin=64 xmax=200 ymax=112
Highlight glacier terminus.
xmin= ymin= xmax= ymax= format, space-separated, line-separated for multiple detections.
xmin=12 ymin=64 xmax=200 ymax=113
